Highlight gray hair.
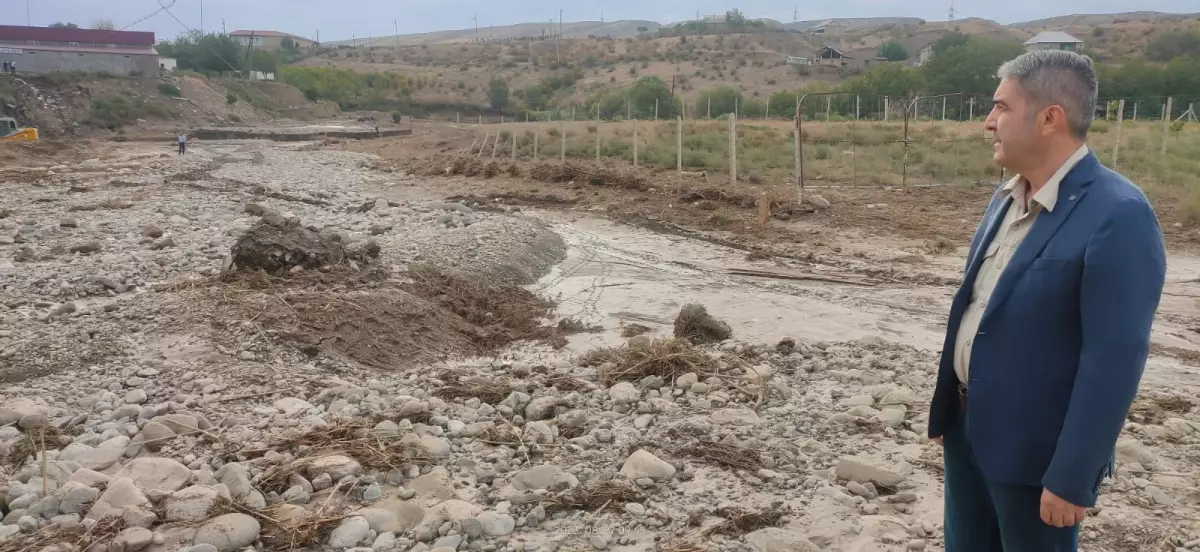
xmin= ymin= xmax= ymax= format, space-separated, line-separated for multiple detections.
xmin=997 ymin=50 xmax=1098 ymax=139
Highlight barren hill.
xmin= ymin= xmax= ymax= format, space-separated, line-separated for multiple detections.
xmin=1010 ymin=11 xmax=1200 ymax=29
xmin=325 ymin=20 xmax=663 ymax=47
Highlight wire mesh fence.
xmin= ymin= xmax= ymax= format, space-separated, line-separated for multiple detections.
xmin=457 ymin=93 xmax=1200 ymax=199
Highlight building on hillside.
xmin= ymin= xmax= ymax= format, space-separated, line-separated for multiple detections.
xmin=786 ymin=55 xmax=811 ymax=66
xmin=159 ymin=56 xmax=177 ymax=72
xmin=809 ymin=20 xmax=846 ymax=37
xmin=814 ymin=45 xmax=850 ymax=67
xmin=1023 ymin=31 xmax=1083 ymax=52
xmin=0 ymin=25 xmax=158 ymax=76
xmin=916 ymin=44 xmax=935 ymax=66
xmin=230 ymin=30 xmax=318 ymax=50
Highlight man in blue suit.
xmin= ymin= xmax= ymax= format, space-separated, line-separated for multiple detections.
xmin=927 ymin=50 xmax=1166 ymax=551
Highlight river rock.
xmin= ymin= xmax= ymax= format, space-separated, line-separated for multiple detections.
xmin=193 ymin=513 xmax=261 ymax=552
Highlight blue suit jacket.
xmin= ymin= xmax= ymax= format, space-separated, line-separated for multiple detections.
xmin=927 ymin=151 xmax=1167 ymax=508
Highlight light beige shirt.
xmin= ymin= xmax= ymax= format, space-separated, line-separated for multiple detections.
xmin=953 ymin=145 xmax=1090 ymax=384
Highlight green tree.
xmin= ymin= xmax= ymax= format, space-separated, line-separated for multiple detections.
xmin=281 ymin=38 xmax=297 ymax=50
xmin=92 ymin=19 xmax=116 ymax=31
xmin=488 ymin=77 xmax=510 ymax=110
xmin=1145 ymin=30 xmax=1200 ymax=62
xmin=725 ymin=9 xmax=747 ymax=28
xmin=697 ymin=85 xmax=744 ymax=117
xmin=48 ymin=22 xmax=79 ymax=29
xmin=523 ymin=83 xmax=553 ymax=111
xmin=844 ymin=63 xmax=925 ymax=98
xmin=627 ymin=76 xmax=675 ymax=118
xmin=878 ymin=41 xmax=910 ymax=61
xmin=931 ymin=32 xmax=970 ymax=55
xmin=920 ymin=36 xmax=1023 ymax=96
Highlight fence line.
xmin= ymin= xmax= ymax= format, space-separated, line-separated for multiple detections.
xmin=459 ymin=93 xmax=1198 ymax=200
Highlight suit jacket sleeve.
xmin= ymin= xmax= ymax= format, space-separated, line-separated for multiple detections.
xmin=1041 ymin=197 xmax=1167 ymax=507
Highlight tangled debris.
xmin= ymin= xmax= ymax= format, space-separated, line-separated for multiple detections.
xmin=678 ymin=440 xmax=767 ymax=473
xmin=704 ymin=503 xmax=792 ymax=536
xmin=542 ymin=480 xmax=641 ymax=514
xmin=674 ymin=303 xmax=733 ymax=345
xmin=579 ymin=338 xmax=721 ymax=387
xmin=228 ymin=216 xmax=379 ymax=276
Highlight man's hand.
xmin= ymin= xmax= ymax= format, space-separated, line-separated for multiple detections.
xmin=932 ymin=436 xmax=944 ymax=446
xmin=1040 ymin=488 xmax=1086 ymax=528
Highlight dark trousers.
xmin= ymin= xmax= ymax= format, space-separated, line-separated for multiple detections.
xmin=178 ymin=143 xmax=186 ymax=155
xmin=944 ymin=412 xmax=1080 ymax=552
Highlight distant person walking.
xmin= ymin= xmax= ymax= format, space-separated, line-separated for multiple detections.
xmin=2 ymin=62 xmax=8 ymax=74
xmin=177 ymin=133 xmax=187 ymax=155
xmin=8 ymin=61 xmax=15 ymax=74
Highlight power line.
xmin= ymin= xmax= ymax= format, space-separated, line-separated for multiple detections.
xmin=122 ymin=0 xmax=177 ymax=31
xmin=156 ymin=0 xmax=243 ymax=74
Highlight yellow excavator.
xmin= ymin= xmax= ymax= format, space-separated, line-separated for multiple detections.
xmin=0 ymin=117 xmax=38 ymax=142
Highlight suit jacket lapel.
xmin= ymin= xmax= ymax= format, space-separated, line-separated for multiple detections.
xmin=981 ymin=153 xmax=1100 ymax=322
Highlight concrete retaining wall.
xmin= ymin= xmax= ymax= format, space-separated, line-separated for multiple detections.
xmin=192 ymin=127 xmax=412 ymax=141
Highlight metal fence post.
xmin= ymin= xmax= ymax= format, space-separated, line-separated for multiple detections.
xmin=490 ymin=132 xmax=500 ymax=160
xmin=596 ymin=128 xmax=601 ymax=161
xmin=560 ymin=122 xmax=566 ymax=161
xmin=512 ymin=132 xmax=517 ymax=161
xmin=533 ymin=132 xmax=538 ymax=161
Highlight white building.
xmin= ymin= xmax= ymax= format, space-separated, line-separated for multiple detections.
xmin=1024 ymin=31 xmax=1083 ymax=52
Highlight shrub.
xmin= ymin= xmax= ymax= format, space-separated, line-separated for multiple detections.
xmin=226 ymin=92 xmax=238 ymax=105
xmin=157 ymin=83 xmax=182 ymax=97
xmin=229 ymin=114 xmax=243 ymax=123
xmin=392 ymin=110 xmax=403 ymax=123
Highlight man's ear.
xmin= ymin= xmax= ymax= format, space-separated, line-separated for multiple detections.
xmin=1039 ymin=104 xmax=1068 ymax=136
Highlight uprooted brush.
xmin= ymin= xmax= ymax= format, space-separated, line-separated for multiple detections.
xmin=0 ymin=516 xmax=125 ymax=552
xmin=433 ymin=370 xmax=516 ymax=405
xmin=579 ymin=338 xmax=723 ymax=387
xmin=677 ymin=440 xmax=767 ymax=472
xmin=541 ymin=479 xmax=641 ymax=514
xmin=528 ymin=161 xmax=647 ymax=190
xmin=703 ymin=503 xmax=792 ymax=536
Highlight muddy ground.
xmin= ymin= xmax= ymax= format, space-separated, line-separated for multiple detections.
xmin=0 ymin=133 xmax=1198 ymax=552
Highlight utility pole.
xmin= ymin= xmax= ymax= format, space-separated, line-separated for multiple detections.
xmin=26 ymin=0 xmax=31 ymax=25
xmin=222 ymin=20 xmax=227 ymax=34
xmin=200 ymin=0 xmax=204 ymax=33
xmin=394 ymin=20 xmax=400 ymax=49
xmin=557 ymin=9 xmax=562 ymax=62
xmin=243 ymin=31 xmax=255 ymax=80
xmin=474 ymin=15 xmax=479 ymax=42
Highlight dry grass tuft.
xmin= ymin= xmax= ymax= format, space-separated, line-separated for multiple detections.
xmin=923 ymin=236 xmax=956 ymax=254
xmin=673 ymin=303 xmax=732 ymax=345
xmin=249 ymin=420 xmax=431 ymax=494
xmin=542 ymin=480 xmax=640 ymax=513
xmin=1131 ymin=395 xmax=1195 ymax=425
xmin=0 ymin=516 xmax=125 ymax=552
xmin=620 ymin=323 xmax=652 ymax=337
xmin=579 ymin=338 xmax=719 ymax=387
xmin=4 ymin=426 xmax=69 ymax=469
xmin=254 ymin=506 xmax=349 ymax=552
xmin=557 ymin=317 xmax=603 ymax=334
xmin=433 ymin=370 xmax=515 ymax=404
xmin=678 ymin=440 xmax=766 ymax=472
xmin=703 ymin=503 xmax=791 ymax=536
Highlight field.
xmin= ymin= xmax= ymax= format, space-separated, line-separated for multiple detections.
xmin=429 ymin=116 xmax=1200 ymax=216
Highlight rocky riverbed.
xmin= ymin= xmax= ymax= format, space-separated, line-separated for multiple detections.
xmin=1 ymin=140 xmax=1198 ymax=552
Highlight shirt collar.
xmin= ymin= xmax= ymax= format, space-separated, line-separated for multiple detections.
xmin=1000 ymin=144 xmax=1090 ymax=213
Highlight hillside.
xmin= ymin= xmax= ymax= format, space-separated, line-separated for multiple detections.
xmin=325 ymin=20 xmax=663 ymax=47
xmin=0 ymin=74 xmax=337 ymax=138
xmin=1010 ymin=11 xmax=1200 ymax=29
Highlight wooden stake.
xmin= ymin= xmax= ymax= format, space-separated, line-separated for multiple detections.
xmin=794 ymin=126 xmax=802 ymax=205
xmin=633 ymin=121 xmax=639 ymax=167
xmin=729 ymin=113 xmax=737 ymax=185
xmin=758 ymin=192 xmax=769 ymax=225
xmin=512 ymin=132 xmax=517 ymax=161
xmin=1163 ymin=97 xmax=1174 ymax=159
xmin=476 ymin=132 xmax=489 ymax=159
xmin=596 ymin=127 xmax=601 ymax=160
xmin=534 ymin=132 xmax=539 ymax=160
xmin=490 ymin=132 xmax=500 ymax=160
xmin=560 ymin=122 xmax=566 ymax=161
xmin=676 ymin=116 xmax=683 ymax=173
xmin=1112 ymin=99 xmax=1125 ymax=169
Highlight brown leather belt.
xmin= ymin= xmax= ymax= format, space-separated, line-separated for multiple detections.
xmin=957 ymin=383 xmax=968 ymax=410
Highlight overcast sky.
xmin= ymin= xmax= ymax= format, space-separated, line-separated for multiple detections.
xmin=3 ymin=0 xmax=1195 ymax=42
